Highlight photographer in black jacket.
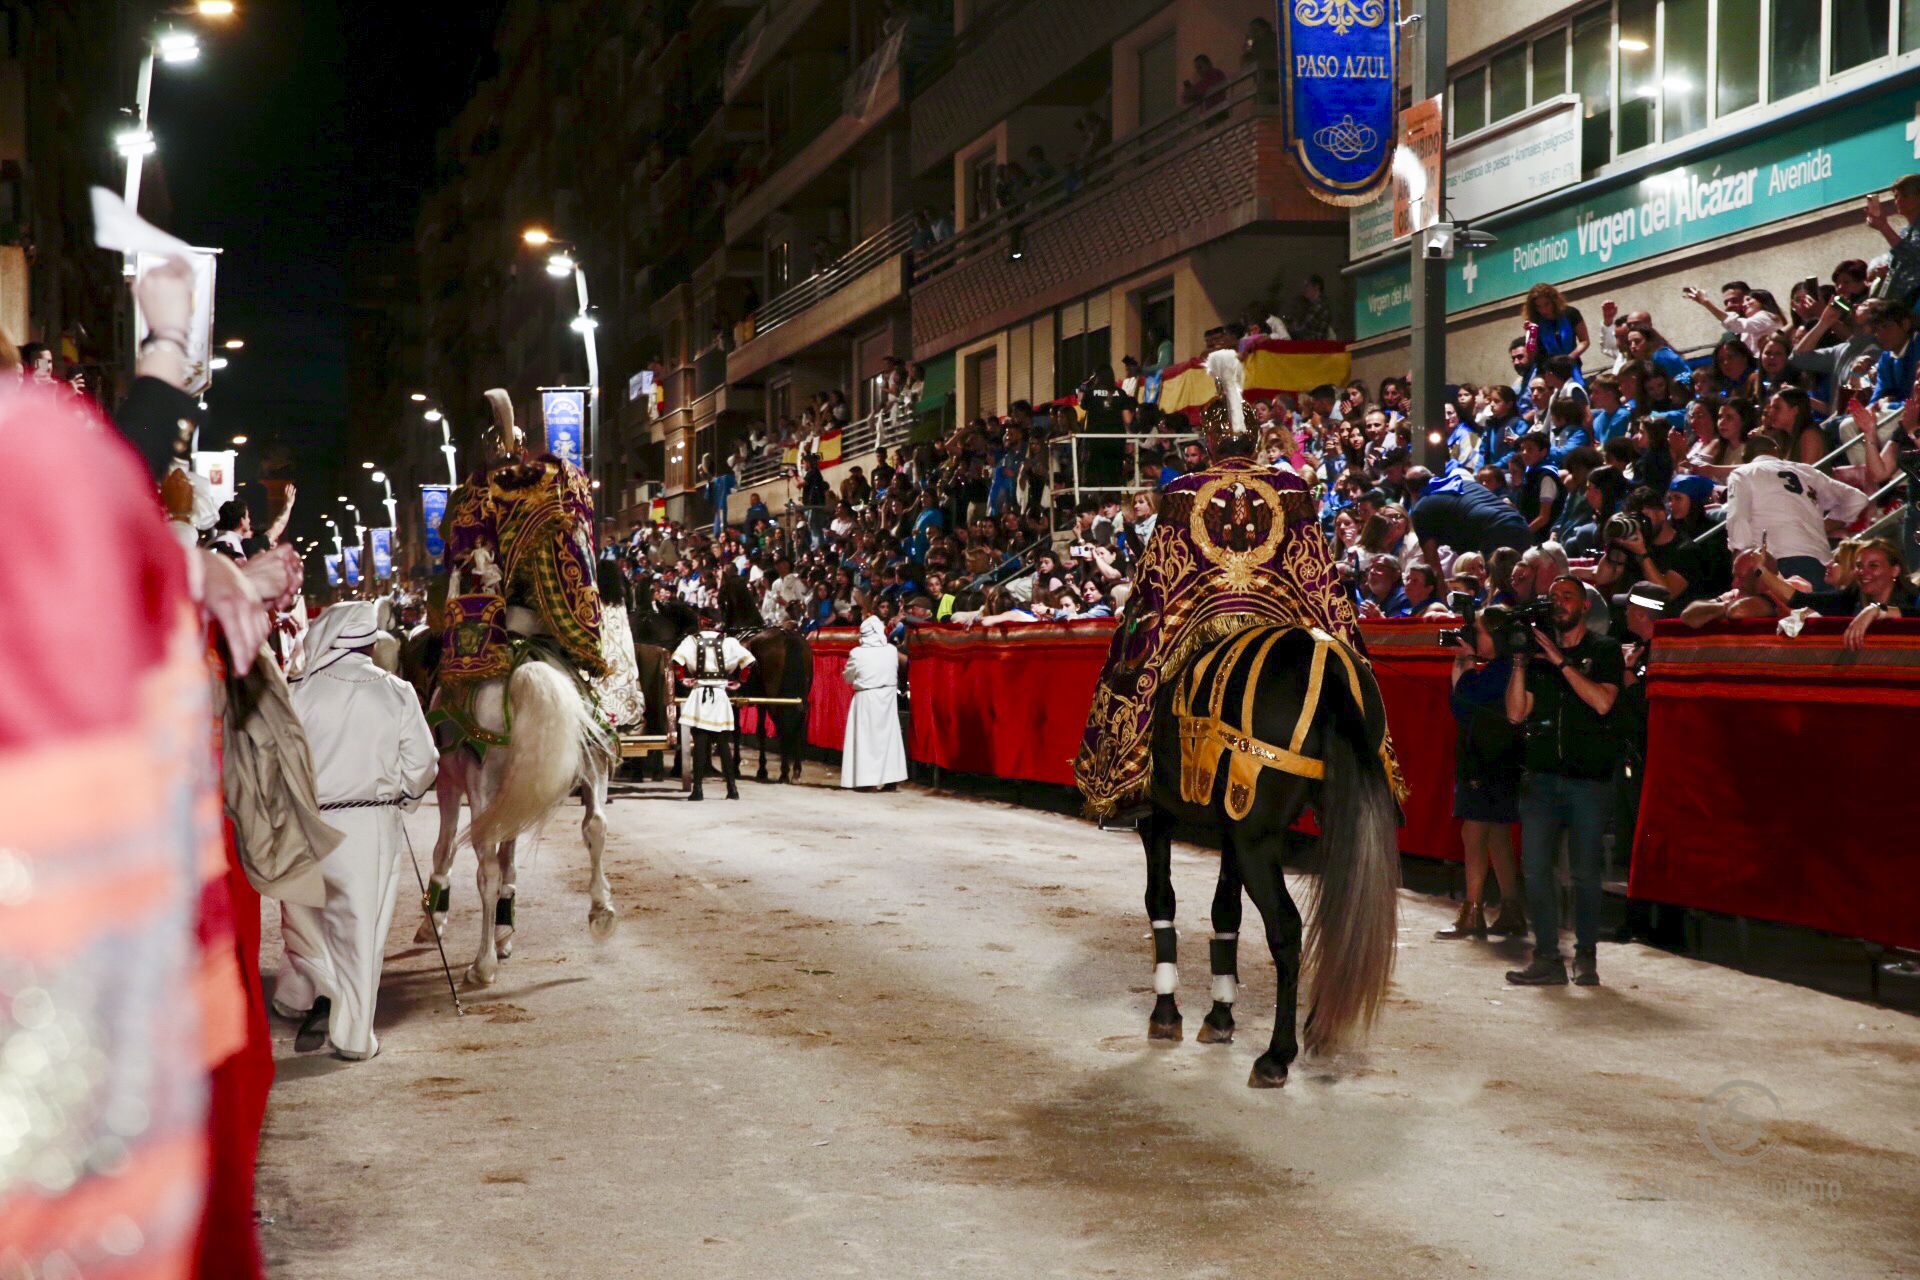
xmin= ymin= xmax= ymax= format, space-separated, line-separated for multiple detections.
xmin=1504 ymin=575 xmax=1625 ymax=987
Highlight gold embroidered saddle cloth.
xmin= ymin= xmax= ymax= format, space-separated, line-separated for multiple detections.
xmin=1174 ymin=623 xmax=1389 ymax=821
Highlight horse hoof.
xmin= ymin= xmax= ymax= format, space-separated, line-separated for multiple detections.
xmin=1147 ymin=1017 xmax=1183 ymax=1042
xmin=413 ymin=917 xmax=441 ymax=945
xmin=589 ymin=905 xmax=616 ymax=939
xmin=465 ymin=964 xmax=497 ymax=987
xmin=1197 ymin=1020 xmax=1235 ymax=1045
xmin=495 ymin=934 xmax=514 ymax=960
xmin=1247 ymin=1056 xmax=1290 ymax=1089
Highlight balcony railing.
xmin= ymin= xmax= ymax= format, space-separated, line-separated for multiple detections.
xmin=733 ymin=404 xmax=918 ymax=487
xmin=740 ymin=211 xmax=918 ymax=343
xmin=912 ymin=70 xmax=1274 ymax=289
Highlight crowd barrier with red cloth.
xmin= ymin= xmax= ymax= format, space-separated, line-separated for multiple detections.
xmin=798 ymin=616 xmax=1920 ymax=950
xmin=1631 ymin=617 xmax=1920 ymax=952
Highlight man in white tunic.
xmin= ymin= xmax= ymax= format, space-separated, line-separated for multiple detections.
xmin=670 ymin=606 xmax=755 ymax=800
xmin=274 ymin=601 xmax=439 ymax=1059
xmin=840 ymin=614 xmax=908 ymax=790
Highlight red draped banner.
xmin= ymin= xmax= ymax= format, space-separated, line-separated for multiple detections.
xmin=799 ymin=617 xmax=1920 ymax=949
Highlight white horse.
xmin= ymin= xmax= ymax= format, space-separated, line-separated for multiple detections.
xmin=416 ymin=645 xmax=617 ymax=986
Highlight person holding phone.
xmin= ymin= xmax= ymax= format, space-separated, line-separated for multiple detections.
xmin=1440 ymin=605 xmax=1525 ymax=940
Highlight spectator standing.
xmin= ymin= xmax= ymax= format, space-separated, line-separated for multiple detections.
xmin=1439 ymin=605 xmax=1526 ymax=940
xmin=1863 ymin=176 xmax=1920 ymax=307
xmin=1503 ymin=577 xmax=1625 ymax=987
xmin=1519 ymin=283 xmax=1590 ymax=383
xmin=1412 ymin=472 xmax=1534 ymax=573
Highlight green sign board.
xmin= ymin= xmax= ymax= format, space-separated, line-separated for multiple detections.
xmin=1353 ymin=77 xmax=1920 ymax=340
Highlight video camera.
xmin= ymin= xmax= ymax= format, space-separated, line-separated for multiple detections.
xmin=1499 ymin=598 xmax=1557 ymax=658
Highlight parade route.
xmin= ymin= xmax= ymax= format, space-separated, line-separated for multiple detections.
xmin=255 ymin=781 xmax=1920 ymax=1279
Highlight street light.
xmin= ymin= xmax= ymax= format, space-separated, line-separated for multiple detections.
xmin=223 ymin=338 xmax=245 ymax=350
xmin=520 ymin=228 xmax=601 ymax=510
xmin=156 ymin=30 xmax=201 ymax=63
xmin=196 ymin=0 xmax=238 ymax=16
xmin=209 ymin=355 xmax=229 ymax=370
xmin=230 ymin=434 xmax=248 ymax=445
xmin=415 ymin=396 xmax=460 ymax=487
xmin=367 ymin=468 xmax=398 ymax=534
xmin=361 ymin=460 xmax=375 ymax=470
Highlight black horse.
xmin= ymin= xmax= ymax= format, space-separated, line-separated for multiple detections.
xmin=738 ymin=629 xmax=813 ymax=782
xmin=1138 ymin=624 xmax=1400 ymax=1088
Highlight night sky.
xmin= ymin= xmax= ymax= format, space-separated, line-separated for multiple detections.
xmin=154 ymin=0 xmax=504 ymax=540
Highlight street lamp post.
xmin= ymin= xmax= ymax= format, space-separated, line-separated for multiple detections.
xmin=523 ymin=227 xmax=602 ymax=512
xmin=420 ymin=402 xmax=461 ymax=487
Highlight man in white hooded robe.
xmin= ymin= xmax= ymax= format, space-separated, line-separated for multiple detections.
xmin=274 ymin=601 xmax=439 ymax=1059
xmin=840 ymin=614 xmax=908 ymax=789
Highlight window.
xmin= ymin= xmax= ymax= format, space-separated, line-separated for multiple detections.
xmin=1138 ymin=34 xmax=1178 ymax=129
xmin=1571 ymin=9 xmax=1614 ymax=168
xmin=1531 ymin=30 xmax=1568 ymax=100
xmin=1770 ymin=0 xmax=1822 ymax=100
xmin=1454 ymin=66 xmax=1487 ymax=135
xmin=1831 ymin=0 xmax=1891 ymax=72
xmin=1616 ymin=0 xmax=1657 ymax=154
xmin=1717 ymin=0 xmax=1763 ymax=114
xmin=1455 ymin=0 xmax=1918 ymax=164
xmin=1489 ymin=46 xmax=1529 ymax=122
xmin=1664 ymin=0 xmax=1711 ymax=140
xmin=768 ymin=239 xmax=792 ymax=296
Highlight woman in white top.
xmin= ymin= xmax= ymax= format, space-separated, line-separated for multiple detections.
xmin=1684 ymin=283 xmax=1786 ymax=346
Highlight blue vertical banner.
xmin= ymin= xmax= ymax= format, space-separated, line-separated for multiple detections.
xmin=421 ymin=484 xmax=450 ymax=561
xmin=324 ymin=555 xmax=341 ymax=586
xmin=539 ymin=387 xmax=588 ymax=469
xmin=344 ymin=547 xmax=361 ymax=586
xmin=370 ymin=528 xmax=393 ymax=579
xmin=1281 ymin=0 xmax=1399 ymax=206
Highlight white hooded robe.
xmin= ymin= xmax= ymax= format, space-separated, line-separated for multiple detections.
xmin=840 ymin=616 xmax=908 ymax=788
xmin=276 ymin=602 xmax=438 ymax=1058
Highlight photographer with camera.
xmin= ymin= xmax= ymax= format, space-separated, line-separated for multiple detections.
xmin=1503 ymin=576 xmax=1625 ymax=987
xmin=1437 ymin=601 xmax=1526 ymax=941
xmin=1595 ymin=485 xmax=1705 ymax=606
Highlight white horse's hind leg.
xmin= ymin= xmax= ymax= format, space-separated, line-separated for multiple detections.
xmin=416 ymin=755 xmax=464 ymax=943
xmin=584 ymin=762 xmax=615 ymax=938
xmin=466 ymin=758 xmax=504 ymax=986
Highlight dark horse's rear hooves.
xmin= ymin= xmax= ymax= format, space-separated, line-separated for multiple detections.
xmin=1248 ymin=1053 xmax=1290 ymax=1088
xmin=1147 ymin=994 xmax=1183 ymax=1041
xmin=1197 ymin=1005 xmax=1235 ymax=1044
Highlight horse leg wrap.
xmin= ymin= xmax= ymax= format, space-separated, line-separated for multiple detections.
xmin=1151 ymin=921 xmax=1178 ymax=995
xmin=426 ymin=881 xmax=451 ymax=915
xmin=495 ymin=895 xmax=515 ymax=928
xmin=1209 ymin=933 xmax=1239 ymax=1005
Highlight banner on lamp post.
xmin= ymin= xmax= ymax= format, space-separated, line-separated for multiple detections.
xmin=324 ymin=555 xmax=341 ymax=587
xmin=343 ymin=547 xmax=361 ymax=586
xmin=421 ymin=485 xmax=450 ymax=561
xmin=538 ymin=386 xmax=588 ymax=470
xmin=370 ymin=528 xmax=393 ymax=580
xmin=1281 ymin=0 xmax=1400 ymax=206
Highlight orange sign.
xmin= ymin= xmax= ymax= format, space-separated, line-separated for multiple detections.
xmin=1392 ymin=95 xmax=1445 ymax=240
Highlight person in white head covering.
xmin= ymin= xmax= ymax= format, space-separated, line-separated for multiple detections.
xmin=274 ymin=600 xmax=438 ymax=1059
xmin=839 ymin=614 xmax=908 ymax=790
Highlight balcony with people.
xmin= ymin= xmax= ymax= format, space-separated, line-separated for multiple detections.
xmin=908 ymin=13 xmax=1311 ymax=360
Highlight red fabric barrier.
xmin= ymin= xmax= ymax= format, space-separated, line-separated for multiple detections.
xmin=808 ymin=617 xmax=1920 ymax=946
xmin=805 ymin=631 xmax=853 ymax=750
xmin=883 ymin=619 xmax=1469 ymax=862
xmin=1631 ymin=619 xmax=1920 ymax=951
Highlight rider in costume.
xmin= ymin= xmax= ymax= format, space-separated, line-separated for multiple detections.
xmin=1074 ymin=346 xmax=1407 ymax=822
xmin=671 ymin=602 xmax=755 ymax=800
xmin=436 ymin=389 xmax=607 ymax=739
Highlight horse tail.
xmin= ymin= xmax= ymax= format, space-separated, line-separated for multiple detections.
xmin=468 ymin=661 xmax=588 ymax=850
xmin=1302 ymin=723 xmax=1399 ymax=1057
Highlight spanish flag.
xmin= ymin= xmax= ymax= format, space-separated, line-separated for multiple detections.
xmin=1156 ymin=339 xmax=1351 ymax=419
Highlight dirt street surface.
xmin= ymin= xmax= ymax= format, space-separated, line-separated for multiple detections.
xmin=256 ymin=780 xmax=1920 ymax=1279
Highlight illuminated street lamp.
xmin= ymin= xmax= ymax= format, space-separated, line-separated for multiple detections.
xmin=415 ymin=395 xmax=461 ymax=487
xmin=230 ymin=433 xmax=249 ymax=446
xmin=520 ymin=226 xmax=601 ymax=509
xmin=223 ymin=337 xmax=245 ymax=350
xmin=197 ymin=0 xmax=238 ymax=16
xmin=368 ymin=468 xmax=398 ymax=533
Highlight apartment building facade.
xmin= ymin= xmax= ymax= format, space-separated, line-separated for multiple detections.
xmin=1346 ymin=0 xmax=1920 ymax=386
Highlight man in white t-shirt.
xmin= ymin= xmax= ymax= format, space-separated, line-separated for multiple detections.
xmin=1723 ymin=436 xmax=1871 ymax=584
